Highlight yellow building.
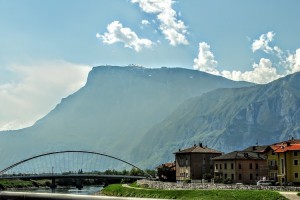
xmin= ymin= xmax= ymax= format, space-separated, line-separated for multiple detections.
xmin=268 ymin=139 xmax=300 ymax=185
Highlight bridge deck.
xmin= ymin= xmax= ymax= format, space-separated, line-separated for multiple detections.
xmin=0 ymin=174 xmax=147 ymax=180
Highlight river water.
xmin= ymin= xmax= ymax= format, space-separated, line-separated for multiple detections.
xmin=14 ymin=186 xmax=103 ymax=195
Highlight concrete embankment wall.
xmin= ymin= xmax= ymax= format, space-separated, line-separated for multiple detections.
xmin=137 ymin=179 xmax=300 ymax=192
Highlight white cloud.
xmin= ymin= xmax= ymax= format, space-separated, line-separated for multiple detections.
xmin=252 ymin=31 xmax=275 ymax=53
xmin=97 ymin=21 xmax=153 ymax=52
xmin=131 ymin=0 xmax=188 ymax=46
xmin=141 ymin=19 xmax=150 ymax=25
xmin=193 ymin=42 xmax=281 ymax=84
xmin=286 ymin=49 xmax=300 ymax=73
xmin=0 ymin=60 xmax=91 ymax=130
xmin=221 ymin=58 xmax=281 ymax=84
xmin=193 ymin=42 xmax=219 ymax=75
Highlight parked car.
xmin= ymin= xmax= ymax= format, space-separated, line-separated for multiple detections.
xmin=256 ymin=180 xmax=273 ymax=186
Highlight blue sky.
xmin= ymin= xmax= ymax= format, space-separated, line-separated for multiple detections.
xmin=1 ymin=0 xmax=300 ymax=130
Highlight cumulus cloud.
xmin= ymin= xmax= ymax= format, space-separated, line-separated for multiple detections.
xmin=0 ymin=61 xmax=91 ymax=130
xmin=193 ymin=42 xmax=282 ymax=84
xmin=97 ymin=21 xmax=153 ymax=52
xmin=131 ymin=0 xmax=188 ymax=46
xmin=194 ymin=31 xmax=300 ymax=84
xmin=193 ymin=42 xmax=219 ymax=75
xmin=252 ymin=31 xmax=275 ymax=53
xmin=221 ymin=58 xmax=281 ymax=84
xmin=286 ymin=49 xmax=300 ymax=73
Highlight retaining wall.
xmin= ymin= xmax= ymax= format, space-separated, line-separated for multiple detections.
xmin=137 ymin=180 xmax=300 ymax=191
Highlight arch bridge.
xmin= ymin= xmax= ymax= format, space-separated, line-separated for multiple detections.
xmin=0 ymin=150 xmax=151 ymax=189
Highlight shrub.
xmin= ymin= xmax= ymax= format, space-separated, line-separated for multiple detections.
xmin=222 ymin=178 xmax=232 ymax=184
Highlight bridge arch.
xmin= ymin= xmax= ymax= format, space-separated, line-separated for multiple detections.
xmin=0 ymin=150 xmax=151 ymax=178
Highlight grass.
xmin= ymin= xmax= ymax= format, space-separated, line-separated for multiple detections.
xmin=0 ymin=179 xmax=49 ymax=190
xmin=0 ymin=179 xmax=34 ymax=189
xmin=101 ymin=184 xmax=287 ymax=200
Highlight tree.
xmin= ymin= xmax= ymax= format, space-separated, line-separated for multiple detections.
xmin=156 ymin=162 xmax=176 ymax=182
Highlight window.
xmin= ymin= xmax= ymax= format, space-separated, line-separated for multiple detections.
xmin=295 ymin=173 xmax=299 ymax=179
xmin=294 ymin=160 xmax=298 ymax=165
xmin=294 ymin=151 xmax=298 ymax=156
xmin=185 ymin=157 xmax=188 ymax=166
xmin=220 ymin=164 xmax=222 ymax=169
xmin=256 ymin=163 xmax=258 ymax=169
xmin=231 ymin=163 xmax=234 ymax=169
xmin=238 ymin=163 xmax=242 ymax=169
xmin=238 ymin=174 xmax=242 ymax=180
xmin=256 ymin=174 xmax=259 ymax=179
xmin=272 ymin=151 xmax=275 ymax=155
xmin=231 ymin=174 xmax=234 ymax=180
xmin=224 ymin=173 xmax=227 ymax=179
xmin=216 ymin=164 xmax=218 ymax=170
xmin=224 ymin=163 xmax=227 ymax=169
xmin=250 ymin=174 xmax=253 ymax=180
xmin=281 ymin=159 xmax=285 ymax=174
xmin=249 ymin=163 xmax=253 ymax=169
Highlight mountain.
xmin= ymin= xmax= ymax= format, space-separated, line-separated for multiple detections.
xmin=0 ymin=66 xmax=251 ymax=170
xmin=134 ymin=72 xmax=300 ymax=168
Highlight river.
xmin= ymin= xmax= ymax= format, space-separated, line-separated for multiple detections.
xmin=11 ymin=186 xmax=103 ymax=195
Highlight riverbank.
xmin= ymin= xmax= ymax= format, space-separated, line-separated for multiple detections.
xmin=101 ymin=184 xmax=287 ymax=199
xmin=0 ymin=179 xmax=48 ymax=190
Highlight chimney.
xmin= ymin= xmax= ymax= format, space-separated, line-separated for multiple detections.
xmin=178 ymin=148 xmax=181 ymax=152
xmin=194 ymin=144 xmax=196 ymax=147
xmin=199 ymin=143 xmax=203 ymax=148
xmin=252 ymin=146 xmax=256 ymax=151
xmin=244 ymin=153 xmax=248 ymax=158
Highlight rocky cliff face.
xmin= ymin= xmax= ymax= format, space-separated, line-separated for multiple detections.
xmin=134 ymin=72 xmax=300 ymax=168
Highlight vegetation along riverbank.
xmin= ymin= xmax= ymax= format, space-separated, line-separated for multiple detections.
xmin=101 ymin=183 xmax=287 ymax=200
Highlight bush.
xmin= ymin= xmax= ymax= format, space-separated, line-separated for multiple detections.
xmin=183 ymin=179 xmax=191 ymax=183
xmin=214 ymin=177 xmax=223 ymax=183
xmin=203 ymin=173 xmax=213 ymax=180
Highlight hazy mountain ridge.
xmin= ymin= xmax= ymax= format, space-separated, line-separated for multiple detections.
xmin=134 ymin=72 xmax=300 ymax=168
xmin=0 ymin=66 xmax=251 ymax=169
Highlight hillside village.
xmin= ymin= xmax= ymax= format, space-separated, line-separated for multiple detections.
xmin=159 ymin=138 xmax=300 ymax=186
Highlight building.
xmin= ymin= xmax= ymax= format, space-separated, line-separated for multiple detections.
xmin=268 ymin=139 xmax=300 ymax=185
xmin=156 ymin=162 xmax=176 ymax=182
xmin=212 ymin=146 xmax=269 ymax=184
xmin=174 ymin=143 xmax=222 ymax=181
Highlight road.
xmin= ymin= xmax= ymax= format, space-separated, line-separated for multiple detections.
xmin=0 ymin=191 xmax=168 ymax=200
xmin=279 ymin=192 xmax=300 ymax=200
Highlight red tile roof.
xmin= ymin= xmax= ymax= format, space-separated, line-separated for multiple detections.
xmin=156 ymin=162 xmax=176 ymax=171
xmin=270 ymin=139 xmax=300 ymax=153
xmin=274 ymin=144 xmax=300 ymax=153
xmin=175 ymin=145 xmax=222 ymax=154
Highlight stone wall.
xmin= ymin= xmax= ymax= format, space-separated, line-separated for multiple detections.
xmin=137 ymin=180 xmax=300 ymax=191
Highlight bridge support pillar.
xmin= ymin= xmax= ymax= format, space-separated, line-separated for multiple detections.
xmin=50 ymin=178 xmax=57 ymax=190
xmin=76 ymin=179 xmax=83 ymax=190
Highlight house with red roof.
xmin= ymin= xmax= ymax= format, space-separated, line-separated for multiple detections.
xmin=267 ymin=138 xmax=300 ymax=185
